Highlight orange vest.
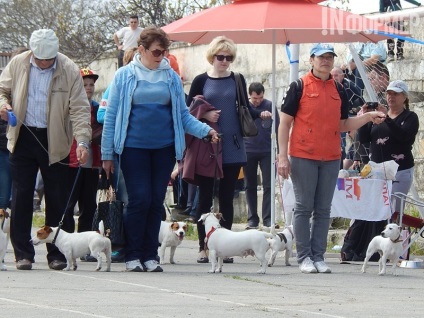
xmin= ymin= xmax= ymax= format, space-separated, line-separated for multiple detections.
xmin=289 ymin=71 xmax=342 ymax=161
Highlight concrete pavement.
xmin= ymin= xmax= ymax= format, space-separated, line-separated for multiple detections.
xmin=1 ymin=226 xmax=424 ymax=318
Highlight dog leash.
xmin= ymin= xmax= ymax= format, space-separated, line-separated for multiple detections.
xmin=52 ymin=166 xmax=82 ymax=244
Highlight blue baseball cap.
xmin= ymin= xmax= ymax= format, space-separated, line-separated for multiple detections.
xmin=310 ymin=43 xmax=337 ymax=57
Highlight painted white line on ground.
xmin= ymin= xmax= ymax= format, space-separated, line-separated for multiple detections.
xmin=0 ymin=297 xmax=111 ymax=318
xmin=52 ymin=271 xmax=347 ymax=318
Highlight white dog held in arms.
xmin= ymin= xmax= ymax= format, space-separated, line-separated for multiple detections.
xmin=0 ymin=209 xmax=11 ymax=271
xmin=361 ymin=223 xmax=403 ymax=276
xmin=158 ymin=221 xmax=187 ymax=264
xmin=31 ymin=220 xmax=111 ymax=271
xmin=267 ymin=225 xmax=295 ymax=267
xmin=199 ymin=212 xmax=273 ymax=274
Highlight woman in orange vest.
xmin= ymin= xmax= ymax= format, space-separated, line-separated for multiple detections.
xmin=277 ymin=43 xmax=387 ymax=274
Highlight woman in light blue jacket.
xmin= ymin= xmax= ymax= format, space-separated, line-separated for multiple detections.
xmin=101 ymin=27 xmax=219 ymax=272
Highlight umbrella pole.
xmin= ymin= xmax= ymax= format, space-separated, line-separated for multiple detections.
xmin=289 ymin=44 xmax=300 ymax=83
xmin=271 ymin=31 xmax=277 ymax=229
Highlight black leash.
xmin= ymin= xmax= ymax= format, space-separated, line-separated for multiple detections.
xmin=52 ymin=165 xmax=82 ymax=244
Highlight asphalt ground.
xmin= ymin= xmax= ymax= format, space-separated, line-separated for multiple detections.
xmin=1 ymin=223 xmax=424 ymax=318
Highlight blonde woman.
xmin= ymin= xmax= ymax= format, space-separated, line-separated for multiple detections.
xmin=186 ymin=36 xmax=271 ymax=264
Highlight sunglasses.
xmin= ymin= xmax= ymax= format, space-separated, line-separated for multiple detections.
xmin=34 ymin=57 xmax=56 ymax=62
xmin=145 ymin=47 xmax=168 ymax=57
xmin=215 ymin=55 xmax=234 ymax=62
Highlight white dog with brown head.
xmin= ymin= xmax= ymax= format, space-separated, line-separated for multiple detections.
xmin=361 ymin=223 xmax=403 ymax=276
xmin=158 ymin=221 xmax=187 ymax=265
xmin=199 ymin=212 xmax=273 ymax=274
xmin=31 ymin=220 xmax=111 ymax=271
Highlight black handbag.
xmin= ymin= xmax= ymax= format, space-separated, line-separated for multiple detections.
xmin=92 ymin=183 xmax=126 ymax=246
xmin=234 ymin=72 xmax=258 ymax=137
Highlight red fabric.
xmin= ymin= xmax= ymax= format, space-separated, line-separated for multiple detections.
xmin=69 ymin=106 xmax=102 ymax=168
xmin=289 ymin=71 xmax=342 ymax=161
xmin=182 ymin=98 xmax=223 ymax=185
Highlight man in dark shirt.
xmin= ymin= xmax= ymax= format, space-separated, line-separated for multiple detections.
xmin=244 ymin=83 xmax=276 ymax=229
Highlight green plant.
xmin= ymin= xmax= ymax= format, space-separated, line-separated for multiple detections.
xmin=184 ymin=223 xmax=199 ymax=241
xmin=32 ymin=213 xmax=45 ymax=228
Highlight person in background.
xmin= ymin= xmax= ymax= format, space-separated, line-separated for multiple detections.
xmin=343 ymin=41 xmax=386 ymax=94
xmin=244 ymin=82 xmax=276 ymax=230
xmin=380 ymin=0 xmax=421 ymax=62
xmin=64 ymin=69 xmax=102 ymax=262
xmin=330 ymin=67 xmax=365 ymax=169
xmin=278 ymin=43 xmax=386 ymax=274
xmin=186 ymin=36 xmax=271 ymax=264
xmin=0 ymin=29 xmax=91 ymax=270
xmin=351 ymin=61 xmax=391 ymax=169
xmin=101 ymin=26 xmax=219 ymax=272
xmin=114 ymin=15 xmax=143 ymax=68
xmin=97 ymin=47 xmax=137 ymax=263
xmin=0 ymin=113 xmax=10 ymax=211
xmin=0 ymin=47 xmax=29 ymax=213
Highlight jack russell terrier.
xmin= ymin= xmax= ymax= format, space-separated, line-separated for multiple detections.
xmin=267 ymin=225 xmax=295 ymax=267
xmin=31 ymin=220 xmax=111 ymax=271
xmin=158 ymin=221 xmax=187 ymax=265
xmin=361 ymin=223 xmax=403 ymax=276
xmin=0 ymin=209 xmax=10 ymax=271
xmin=199 ymin=212 xmax=273 ymax=274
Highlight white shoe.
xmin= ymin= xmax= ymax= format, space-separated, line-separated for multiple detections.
xmin=126 ymin=260 xmax=143 ymax=272
xmin=299 ymin=257 xmax=317 ymax=273
xmin=314 ymin=261 xmax=332 ymax=273
xmin=144 ymin=260 xmax=163 ymax=272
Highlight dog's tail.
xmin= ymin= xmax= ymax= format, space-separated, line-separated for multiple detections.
xmin=98 ymin=220 xmax=105 ymax=236
xmin=262 ymin=232 xmax=274 ymax=239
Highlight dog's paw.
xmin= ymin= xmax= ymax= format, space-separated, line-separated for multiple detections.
xmin=285 ymin=263 xmax=291 ymax=266
xmin=96 ymin=266 xmax=101 ymax=271
xmin=159 ymin=261 xmax=165 ymax=265
xmin=0 ymin=267 xmax=7 ymax=271
xmin=170 ymin=260 xmax=176 ymax=264
xmin=378 ymin=271 xmax=386 ymax=276
xmin=267 ymin=263 xmax=272 ymax=267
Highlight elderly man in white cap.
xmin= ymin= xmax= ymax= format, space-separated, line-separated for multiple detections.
xmin=0 ymin=29 xmax=91 ymax=270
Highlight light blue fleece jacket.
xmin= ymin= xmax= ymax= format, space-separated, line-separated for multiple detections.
xmin=101 ymin=54 xmax=212 ymax=161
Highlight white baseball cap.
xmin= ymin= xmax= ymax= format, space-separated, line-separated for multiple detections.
xmin=386 ymin=80 xmax=409 ymax=95
xmin=29 ymin=29 xmax=59 ymax=59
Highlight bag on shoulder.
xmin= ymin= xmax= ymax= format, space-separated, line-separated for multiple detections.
xmin=234 ymin=72 xmax=258 ymax=137
xmin=92 ymin=177 xmax=125 ymax=246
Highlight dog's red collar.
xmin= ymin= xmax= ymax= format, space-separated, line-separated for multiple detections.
xmin=206 ymin=226 xmax=217 ymax=241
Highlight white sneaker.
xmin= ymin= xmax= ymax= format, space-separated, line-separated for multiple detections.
xmin=314 ymin=261 xmax=332 ymax=273
xmin=126 ymin=260 xmax=143 ymax=272
xmin=144 ymin=260 xmax=163 ymax=272
xmin=299 ymin=257 xmax=317 ymax=273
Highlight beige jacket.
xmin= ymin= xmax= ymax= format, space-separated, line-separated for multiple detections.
xmin=0 ymin=51 xmax=91 ymax=164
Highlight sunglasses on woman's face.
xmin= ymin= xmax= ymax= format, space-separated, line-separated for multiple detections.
xmin=215 ymin=55 xmax=233 ymax=62
xmin=145 ymin=47 xmax=168 ymax=57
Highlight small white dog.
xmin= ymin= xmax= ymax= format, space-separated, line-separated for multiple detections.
xmin=361 ymin=223 xmax=403 ymax=276
xmin=199 ymin=212 xmax=273 ymax=274
xmin=158 ymin=221 xmax=187 ymax=265
xmin=267 ymin=225 xmax=295 ymax=267
xmin=31 ymin=220 xmax=111 ymax=271
xmin=0 ymin=209 xmax=10 ymax=271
